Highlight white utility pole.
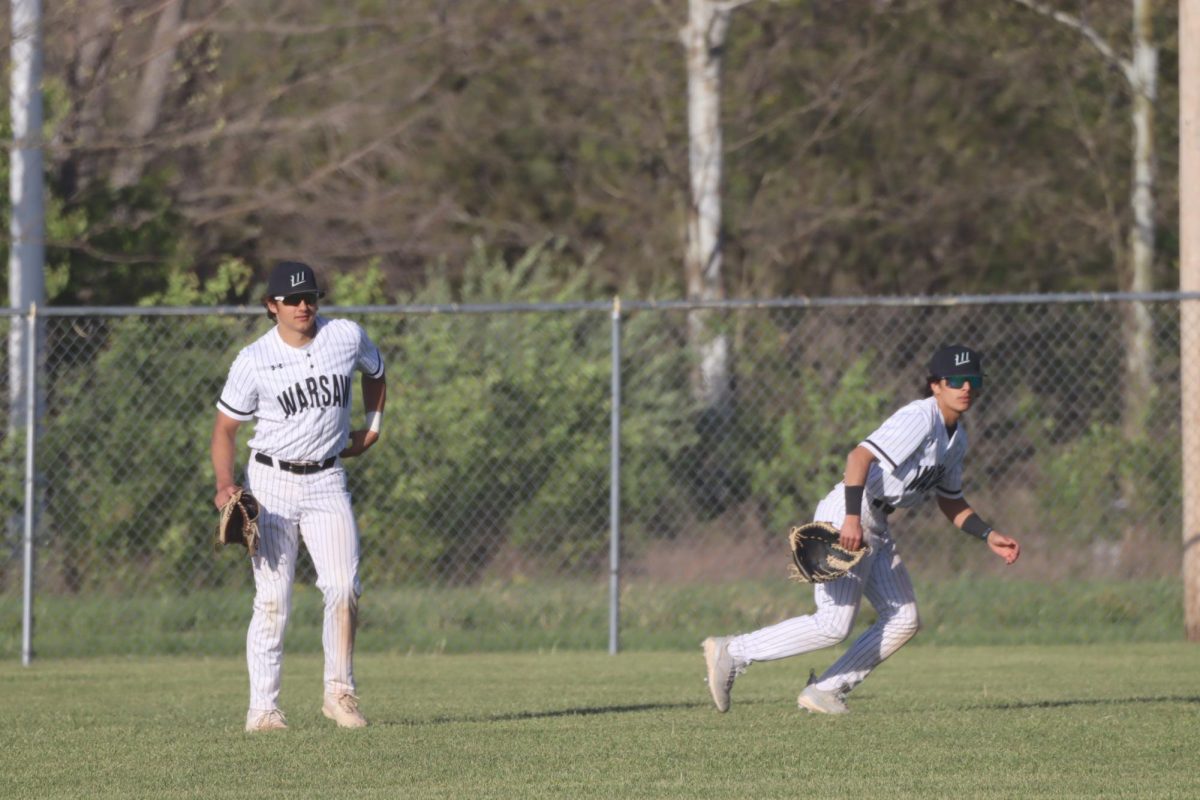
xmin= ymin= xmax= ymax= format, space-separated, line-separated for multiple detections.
xmin=8 ymin=0 xmax=46 ymax=432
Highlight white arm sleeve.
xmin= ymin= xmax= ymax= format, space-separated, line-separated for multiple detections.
xmin=355 ymin=324 xmax=385 ymax=378
xmin=216 ymin=351 xmax=258 ymax=421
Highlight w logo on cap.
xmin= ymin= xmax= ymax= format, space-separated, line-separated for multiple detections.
xmin=267 ymin=261 xmax=322 ymax=298
xmin=928 ymin=344 xmax=983 ymax=378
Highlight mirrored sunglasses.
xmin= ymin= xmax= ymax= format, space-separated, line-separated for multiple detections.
xmin=275 ymin=292 xmax=320 ymax=306
xmin=943 ymin=375 xmax=983 ymax=390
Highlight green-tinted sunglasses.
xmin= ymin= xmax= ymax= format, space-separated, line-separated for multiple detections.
xmin=943 ymin=375 xmax=983 ymax=390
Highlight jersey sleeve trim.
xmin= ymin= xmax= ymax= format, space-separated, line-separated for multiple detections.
xmin=364 ymin=361 xmax=384 ymax=380
xmin=936 ymin=485 xmax=964 ymax=499
xmin=217 ymin=398 xmax=255 ymax=421
xmin=862 ymin=438 xmax=898 ymax=471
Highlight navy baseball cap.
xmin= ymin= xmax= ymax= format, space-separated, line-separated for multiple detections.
xmin=927 ymin=344 xmax=984 ymax=378
xmin=267 ymin=261 xmax=325 ymax=298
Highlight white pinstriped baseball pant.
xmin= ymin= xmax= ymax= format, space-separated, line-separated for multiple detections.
xmin=728 ymin=487 xmax=920 ymax=696
xmin=244 ymin=458 xmax=362 ymax=712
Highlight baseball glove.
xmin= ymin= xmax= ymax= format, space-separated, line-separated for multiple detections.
xmin=787 ymin=521 xmax=870 ymax=583
xmin=215 ymin=488 xmax=260 ymax=557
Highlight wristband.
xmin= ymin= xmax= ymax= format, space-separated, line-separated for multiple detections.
xmin=844 ymin=485 xmax=864 ymax=516
xmin=365 ymin=410 xmax=382 ymax=434
xmin=961 ymin=513 xmax=992 ymax=541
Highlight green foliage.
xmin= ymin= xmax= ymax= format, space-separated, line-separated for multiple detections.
xmin=49 ymin=172 xmax=191 ymax=306
xmin=138 ymin=256 xmax=255 ymax=306
xmin=351 ymin=241 xmax=696 ymax=582
xmin=1035 ymin=419 xmax=1181 ymax=542
xmin=40 ymin=260 xmax=261 ymax=591
xmin=0 ymin=433 xmax=25 ymax=521
xmin=22 ymin=242 xmax=697 ymax=594
xmin=0 ymin=92 xmax=83 ymax=306
xmin=0 ymin=79 xmax=192 ymax=307
xmin=17 ymin=239 xmax=1183 ymax=601
xmin=328 ymin=259 xmax=389 ymax=306
xmin=749 ymin=357 xmax=891 ymax=532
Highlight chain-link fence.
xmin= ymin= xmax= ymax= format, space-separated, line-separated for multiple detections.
xmin=0 ymin=294 xmax=1192 ymax=659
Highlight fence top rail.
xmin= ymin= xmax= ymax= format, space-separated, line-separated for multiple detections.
xmin=6 ymin=290 xmax=1200 ymax=318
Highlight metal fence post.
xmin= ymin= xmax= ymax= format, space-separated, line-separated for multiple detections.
xmin=22 ymin=302 xmax=37 ymax=665
xmin=608 ymin=296 xmax=622 ymax=655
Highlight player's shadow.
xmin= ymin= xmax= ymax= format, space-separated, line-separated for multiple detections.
xmin=377 ymin=701 xmax=711 ymax=727
xmin=968 ymin=694 xmax=1200 ymax=711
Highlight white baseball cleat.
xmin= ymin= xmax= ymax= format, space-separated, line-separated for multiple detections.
xmin=702 ymin=636 xmax=744 ymax=713
xmin=323 ymin=692 xmax=369 ymax=728
xmin=798 ymin=683 xmax=850 ymax=715
xmin=245 ymin=708 xmax=288 ymax=732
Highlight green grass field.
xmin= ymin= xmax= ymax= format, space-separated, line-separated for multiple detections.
xmin=2 ymin=643 xmax=1198 ymax=799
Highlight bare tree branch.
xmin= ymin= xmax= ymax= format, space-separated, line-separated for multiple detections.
xmin=186 ymin=62 xmax=444 ymax=225
xmin=715 ymin=0 xmax=759 ymax=13
xmin=1008 ymin=0 xmax=1136 ymax=89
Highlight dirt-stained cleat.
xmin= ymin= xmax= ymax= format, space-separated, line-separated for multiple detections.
xmin=245 ymin=708 xmax=288 ymax=732
xmin=702 ymin=636 xmax=745 ymax=712
xmin=323 ymin=692 xmax=368 ymax=728
xmin=798 ymin=683 xmax=850 ymax=715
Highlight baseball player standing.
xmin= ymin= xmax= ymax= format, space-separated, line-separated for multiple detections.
xmin=211 ymin=261 xmax=386 ymax=732
xmin=702 ymin=344 xmax=1020 ymax=714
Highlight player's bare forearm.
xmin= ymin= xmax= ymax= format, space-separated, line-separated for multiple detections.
xmin=211 ymin=412 xmax=243 ymax=508
xmin=361 ymin=374 xmax=386 ymax=414
xmin=843 ymin=446 xmax=875 ymax=490
xmin=340 ymin=429 xmax=379 ymax=458
xmin=341 ymin=376 xmax=386 ymax=458
xmin=936 ymin=496 xmax=973 ymax=526
xmin=937 ymin=495 xmax=1020 ymax=565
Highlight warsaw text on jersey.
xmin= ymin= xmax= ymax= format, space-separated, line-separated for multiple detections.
xmin=276 ymin=373 xmax=353 ymax=418
xmin=905 ymin=464 xmax=946 ymax=495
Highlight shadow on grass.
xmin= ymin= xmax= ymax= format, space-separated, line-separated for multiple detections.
xmin=378 ymin=700 xmax=724 ymax=726
xmin=971 ymin=695 xmax=1200 ymax=711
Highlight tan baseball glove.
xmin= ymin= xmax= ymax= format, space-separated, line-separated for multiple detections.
xmin=215 ymin=488 xmax=260 ymax=557
xmin=787 ymin=521 xmax=870 ymax=583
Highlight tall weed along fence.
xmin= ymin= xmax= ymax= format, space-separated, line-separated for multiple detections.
xmin=0 ymin=293 xmax=1191 ymax=658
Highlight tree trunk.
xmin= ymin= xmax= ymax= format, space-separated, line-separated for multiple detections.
xmin=683 ymin=0 xmax=732 ymax=412
xmin=1122 ymin=0 xmax=1157 ymax=439
xmin=63 ymin=0 xmax=117 ymax=195
xmin=111 ymin=0 xmax=188 ymax=189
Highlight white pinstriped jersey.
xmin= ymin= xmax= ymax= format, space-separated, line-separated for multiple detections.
xmin=857 ymin=396 xmax=966 ymax=509
xmin=217 ymin=316 xmax=384 ymax=462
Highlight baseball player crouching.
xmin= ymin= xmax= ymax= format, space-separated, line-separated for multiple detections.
xmin=702 ymin=344 xmax=1020 ymax=714
xmin=211 ymin=261 xmax=386 ymax=732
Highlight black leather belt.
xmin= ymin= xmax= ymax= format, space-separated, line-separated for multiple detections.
xmin=871 ymin=498 xmax=895 ymax=515
xmin=255 ymin=452 xmax=336 ymax=474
